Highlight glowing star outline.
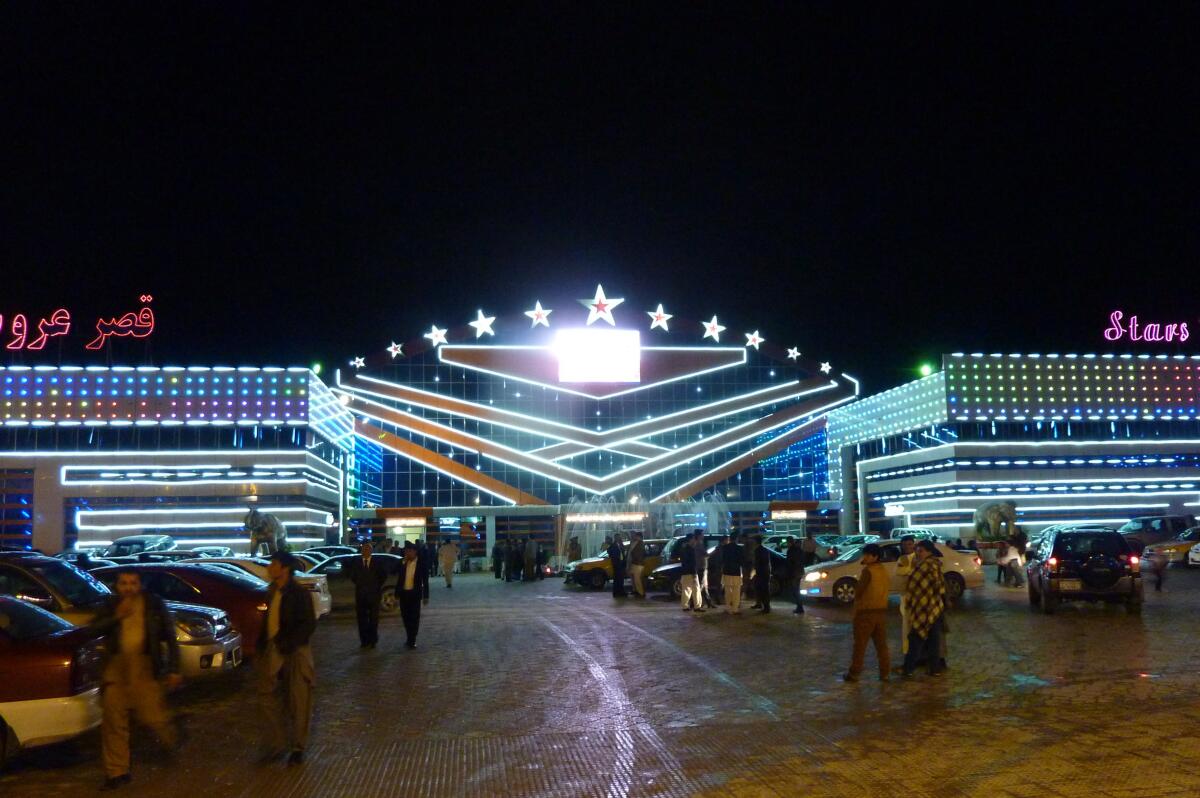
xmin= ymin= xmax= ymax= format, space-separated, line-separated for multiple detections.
xmin=424 ymin=325 xmax=448 ymax=347
xmin=468 ymin=309 xmax=496 ymax=338
xmin=386 ymin=342 xmax=404 ymax=359
xmin=578 ymin=284 xmax=624 ymax=326
xmin=820 ymin=362 xmax=833 ymax=374
xmin=744 ymin=330 xmax=764 ymax=350
xmin=524 ymin=301 xmax=553 ymax=328
xmin=702 ymin=315 xmax=726 ymax=342
xmin=786 ymin=347 xmax=800 ymax=360
xmin=349 ymin=357 xmax=366 ymax=369
xmin=647 ymin=304 xmax=672 ymax=332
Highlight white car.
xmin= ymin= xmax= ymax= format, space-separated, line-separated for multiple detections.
xmin=800 ymin=541 xmax=984 ymax=605
xmin=182 ymin=557 xmax=332 ymax=618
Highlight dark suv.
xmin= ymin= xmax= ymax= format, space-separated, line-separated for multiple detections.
xmin=1026 ymin=528 xmax=1143 ymax=614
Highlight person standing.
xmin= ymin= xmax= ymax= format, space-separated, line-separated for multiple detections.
xmin=568 ymin=536 xmax=582 ymax=564
xmin=752 ymin=535 xmax=773 ymax=613
xmin=492 ymin=541 xmax=504 ymax=579
xmin=705 ymin=535 xmax=725 ymax=608
xmin=895 ymin=535 xmax=917 ymax=658
xmin=786 ymin=537 xmax=806 ymax=614
xmin=843 ymin=544 xmax=891 ymax=682
xmin=90 ymin=568 xmax=181 ymax=790
xmin=680 ymin=532 xmax=704 ymax=612
xmin=902 ymin=541 xmax=946 ymax=677
xmin=257 ymin=552 xmax=317 ymax=765
xmin=438 ymin=538 xmax=459 ymax=588
xmin=720 ymin=534 xmax=743 ymax=614
xmin=345 ymin=541 xmax=389 ymax=649
xmin=395 ymin=541 xmax=430 ymax=648
xmin=524 ymin=537 xmax=538 ymax=582
xmin=740 ymin=534 xmax=756 ymax=607
xmin=628 ymin=532 xmax=646 ymax=598
xmin=608 ymin=533 xmax=628 ymax=598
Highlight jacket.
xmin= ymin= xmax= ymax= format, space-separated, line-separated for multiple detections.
xmin=680 ymin=544 xmax=698 ymax=577
xmin=753 ymin=544 xmax=772 ymax=582
xmin=394 ymin=557 xmax=430 ymax=600
xmin=853 ymin=562 xmax=889 ymax=612
xmin=89 ymin=592 xmax=180 ymax=680
xmin=345 ymin=555 xmax=391 ymax=600
xmin=721 ymin=543 xmax=743 ymax=576
xmin=607 ymin=543 xmax=626 ymax=573
xmin=258 ymin=578 xmax=316 ymax=656
xmin=786 ymin=545 xmax=805 ymax=580
xmin=628 ymin=540 xmax=645 ymax=566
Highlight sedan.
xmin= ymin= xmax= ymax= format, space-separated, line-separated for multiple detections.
xmin=800 ymin=541 xmax=984 ymax=605
xmin=304 ymin=545 xmax=358 ymax=558
xmin=0 ymin=596 xmax=103 ymax=767
xmin=1147 ymin=527 xmax=1200 ymax=566
xmin=181 ymin=557 xmax=331 ymax=617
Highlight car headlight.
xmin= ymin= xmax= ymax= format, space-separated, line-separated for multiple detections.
xmin=176 ymin=618 xmax=214 ymax=640
xmin=804 ymin=571 xmax=827 ymax=582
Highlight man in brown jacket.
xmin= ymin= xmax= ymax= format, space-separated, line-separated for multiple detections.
xmin=844 ymin=543 xmax=891 ymax=682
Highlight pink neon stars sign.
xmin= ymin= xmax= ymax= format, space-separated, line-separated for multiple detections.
xmin=1104 ymin=310 xmax=1190 ymax=344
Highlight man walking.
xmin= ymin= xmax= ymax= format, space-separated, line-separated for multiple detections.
xmin=257 ymin=552 xmax=316 ymax=765
xmin=720 ymin=534 xmax=743 ymax=614
xmin=902 ymin=541 xmax=946 ymax=677
xmin=704 ymin=535 xmax=724 ymax=608
xmin=492 ymin=540 xmax=504 ymax=579
xmin=395 ymin=541 xmax=430 ymax=649
xmin=843 ymin=544 xmax=891 ymax=682
xmin=628 ymin=532 xmax=646 ymax=598
xmin=90 ymin=568 xmax=181 ymax=790
xmin=438 ymin=538 xmax=459 ymax=588
xmin=608 ymin=533 xmax=628 ymax=598
xmin=345 ymin=541 xmax=389 ymax=649
xmin=786 ymin=537 xmax=806 ymax=614
xmin=524 ymin=536 xmax=538 ymax=582
xmin=680 ymin=530 xmax=705 ymax=612
xmin=752 ymin=535 xmax=773 ymax=613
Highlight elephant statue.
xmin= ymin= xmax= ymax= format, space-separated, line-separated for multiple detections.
xmin=973 ymin=500 xmax=1018 ymax=541
xmin=245 ymin=507 xmax=288 ymax=554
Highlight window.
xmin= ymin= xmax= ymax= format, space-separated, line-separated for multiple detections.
xmin=876 ymin=545 xmax=901 ymax=563
xmin=147 ymin=573 xmax=200 ymax=602
xmin=0 ymin=566 xmax=56 ymax=609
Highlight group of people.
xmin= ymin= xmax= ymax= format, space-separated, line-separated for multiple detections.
xmin=345 ymin=540 xmax=432 ymax=650
xmin=490 ymin=537 xmax=548 ymax=582
xmin=994 ymin=529 xmax=1029 ymax=588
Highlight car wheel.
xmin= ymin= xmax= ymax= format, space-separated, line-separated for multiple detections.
xmin=944 ymin=573 xmax=965 ymax=604
xmin=832 ymin=577 xmax=857 ymax=605
xmin=1040 ymin=584 xmax=1057 ymax=615
xmin=380 ymin=592 xmax=398 ymax=613
xmin=589 ymin=571 xmax=607 ymax=590
xmin=670 ymin=577 xmax=682 ymax=598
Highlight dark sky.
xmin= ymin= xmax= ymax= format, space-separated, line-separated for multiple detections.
xmin=3 ymin=5 xmax=1199 ymax=392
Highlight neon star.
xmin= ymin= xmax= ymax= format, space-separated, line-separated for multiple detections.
xmin=702 ymin=315 xmax=726 ymax=342
xmin=744 ymin=330 xmax=764 ymax=350
xmin=350 ymin=357 xmax=365 ymax=369
xmin=424 ymin=325 xmax=448 ymax=347
xmin=524 ymin=301 xmax=553 ymax=328
xmin=386 ymin=342 xmax=404 ymax=359
xmin=469 ymin=309 xmax=496 ymax=338
xmin=579 ymin=284 xmax=624 ymax=326
xmin=820 ymin=362 xmax=833 ymax=374
xmin=786 ymin=347 xmax=800 ymax=360
xmin=647 ymin=304 xmax=672 ymax=332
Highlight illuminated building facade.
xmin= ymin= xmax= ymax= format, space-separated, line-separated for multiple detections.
xmin=830 ymin=353 xmax=1200 ymax=536
xmin=0 ymin=365 xmax=363 ymax=553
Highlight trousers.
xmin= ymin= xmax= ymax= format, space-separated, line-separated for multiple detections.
xmin=722 ymin=574 xmax=743 ymax=613
xmin=680 ymin=574 xmax=701 ymax=609
xmin=903 ymin=615 xmax=944 ymax=675
xmin=355 ymin=595 xmax=380 ymax=645
xmin=848 ymin=610 xmax=891 ymax=678
xmin=101 ymin=654 xmax=174 ymax=778
xmin=256 ymin=644 xmax=315 ymax=754
xmin=399 ymin=589 xmax=423 ymax=644
xmin=629 ymin=564 xmax=645 ymax=596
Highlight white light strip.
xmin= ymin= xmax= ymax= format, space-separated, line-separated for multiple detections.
xmin=0 ymin=448 xmax=309 ymax=459
xmin=880 ymin=490 xmax=1200 ymax=506
xmin=905 ymin=503 xmax=1170 ymax=516
xmin=77 ymin=521 xmax=328 ymax=532
xmin=915 ymin=519 xmax=1132 ymax=529
xmin=564 ymin=512 xmax=648 ymax=523
xmin=77 ymin=506 xmax=317 ymax=518
xmin=171 ymin=537 xmax=327 ymax=545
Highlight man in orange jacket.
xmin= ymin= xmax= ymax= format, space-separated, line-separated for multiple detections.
xmin=843 ymin=543 xmax=891 ymax=682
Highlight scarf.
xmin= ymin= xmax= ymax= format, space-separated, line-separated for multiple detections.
xmin=906 ymin=556 xmax=946 ymax=639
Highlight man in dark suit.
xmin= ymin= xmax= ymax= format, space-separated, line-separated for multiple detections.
xmin=395 ymin=541 xmax=430 ymax=649
xmin=753 ymin=534 xmax=773 ymax=614
xmin=345 ymin=540 xmax=390 ymax=649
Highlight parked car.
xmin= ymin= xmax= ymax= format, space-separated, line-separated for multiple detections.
xmin=0 ymin=596 xmax=103 ymax=768
xmin=308 ymin=552 xmax=404 ymax=612
xmin=887 ymin=527 xmax=945 ymax=542
xmin=815 ymin=534 xmax=881 ymax=562
xmin=1117 ymin=515 xmax=1197 ymax=549
xmin=647 ymin=541 xmax=788 ymax=598
xmin=91 ymin=563 xmax=268 ymax=656
xmin=1143 ymin=527 xmax=1200 ymax=566
xmin=304 ymin=545 xmax=358 ymax=558
xmin=563 ymin=538 xmax=668 ymax=589
xmin=99 ymin=535 xmax=177 ymax=558
xmin=1026 ymin=528 xmax=1143 ymax=614
xmin=187 ymin=546 xmax=235 ymax=558
xmin=294 ymin=551 xmax=329 ymax=572
xmin=800 ymin=540 xmax=984 ymax=605
xmin=180 ymin=557 xmax=331 ymax=617
xmin=0 ymin=555 xmax=242 ymax=678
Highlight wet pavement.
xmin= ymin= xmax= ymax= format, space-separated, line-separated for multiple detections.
xmin=5 ymin=567 xmax=1200 ymax=797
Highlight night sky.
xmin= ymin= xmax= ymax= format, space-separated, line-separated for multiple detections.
xmin=4 ymin=5 xmax=1199 ymax=393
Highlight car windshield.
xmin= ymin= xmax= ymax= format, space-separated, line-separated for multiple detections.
xmin=1178 ymin=529 xmax=1200 ymax=542
xmin=182 ymin=565 xmax=267 ymax=589
xmin=834 ymin=546 xmax=864 ymax=562
xmin=1055 ymin=533 xmax=1129 ymax=557
xmin=0 ymin=599 xmax=73 ymax=639
xmin=28 ymin=560 xmax=110 ymax=605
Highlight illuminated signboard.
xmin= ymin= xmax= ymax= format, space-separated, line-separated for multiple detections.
xmin=2 ymin=295 xmax=156 ymax=352
xmin=554 ymin=328 xmax=641 ymax=383
xmin=1104 ymin=310 xmax=1189 ymax=343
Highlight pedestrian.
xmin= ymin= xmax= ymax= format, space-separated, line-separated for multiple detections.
xmin=438 ymin=538 xmax=459 ymax=588
xmin=628 ymin=531 xmax=647 ymax=598
xmin=994 ymin=540 xmax=1010 ymax=585
xmin=901 ymin=541 xmax=946 ymax=677
xmin=843 ymin=543 xmax=891 ymax=682
xmin=680 ymin=530 xmax=705 ymax=612
xmin=492 ymin=540 xmax=504 ymax=579
xmin=510 ymin=539 xmax=524 ymax=582
xmin=427 ymin=539 xmax=438 ymax=577
xmin=720 ymin=534 xmax=743 ymax=614
xmin=787 ymin=537 xmax=806 ymax=614
xmin=895 ymin=535 xmax=917 ymax=658
xmin=752 ymin=534 xmax=772 ymax=613
xmin=568 ymin=536 xmax=582 ymax=563
xmin=608 ymin=533 xmax=628 ymax=598
xmin=345 ymin=541 xmax=389 ymax=649
xmin=257 ymin=552 xmax=317 ymax=764
xmin=90 ymin=568 xmax=181 ymax=790
xmin=599 ymin=535 xmax=612 ymax=558
xmin=704 ymin=535 xmax=724 ymax=608
xmin=536 ymin=545 xmax=548 ymax=579
xmin=524 ymin=537 xmax=538 ymax=582
xmin=740 ymin=534 xmax=756 ymax=606
xmin=1003 ymin=534 xmax=1025 ymax=588
xmin=395 ymin=540 xmax=430 ymax=648
xmin=1150 ymin=549 xmax=1169 ymax=592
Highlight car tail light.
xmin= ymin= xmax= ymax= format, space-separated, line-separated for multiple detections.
xmin=1047 ymin=557 xmax=1058 ymax=570
xmin=1129 ymin=555 xmax=1140 ymax=573
xmin=256 ymin=602 xmax=269 ymax=612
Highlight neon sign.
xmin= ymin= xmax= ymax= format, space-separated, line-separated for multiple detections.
xmin=1 ymin=295 xmax=155 ymax=352
xmin=1104 ymin=310 xmax=1189 ymax=343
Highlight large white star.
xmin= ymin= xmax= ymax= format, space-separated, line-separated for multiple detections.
xmin=386 ymin=342 xmax=404 ymax=358
xmin=349 ymin=356 xmax=365 ymax=369
xmin=468 ymin=309 xmax=496 ymax=338
xmin=702 ymin=315 xmax=726 ymax=342
xmin=424 ymin=325 xmax=448 ymax=347
xmin=647 ymin=304 xmax=672 ymax=332
xmin=524 ymin=301 xmax=553 ymax=328
xmin=579 ymin=284 xmax=624 ymax=326
xmin=786 ymin=347 xmax=800 ymax=360
xmin=820 ymin=362 xmax=833 ymax=374
xmin=744 ymin=330 xmax=764 ymax=350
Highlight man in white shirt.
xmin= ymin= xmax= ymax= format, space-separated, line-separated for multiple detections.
xmin=395 ymin=541 xmax=430 ymax=649
xmin=438 ymin=539 xmax=460 ymax=588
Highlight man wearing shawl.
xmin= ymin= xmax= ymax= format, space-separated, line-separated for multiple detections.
xmin=901 ymin=540 xmax=946 ymax=677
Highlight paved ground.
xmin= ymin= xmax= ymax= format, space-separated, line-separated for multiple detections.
xmin=5 ymin=566 xmax=1200 ymax=797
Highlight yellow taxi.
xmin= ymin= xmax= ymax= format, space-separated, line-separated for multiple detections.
xmin=1144 ymin=527 xmax=1200 ymax=565
xmin=564 ymin=538 xmax=668 ymax=589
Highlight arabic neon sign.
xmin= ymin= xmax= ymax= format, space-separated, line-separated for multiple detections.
xmin=2 ymin=295 xmax=156 ymax=352
xmin=1104 ymin=310 xmax=1190 ymax=344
